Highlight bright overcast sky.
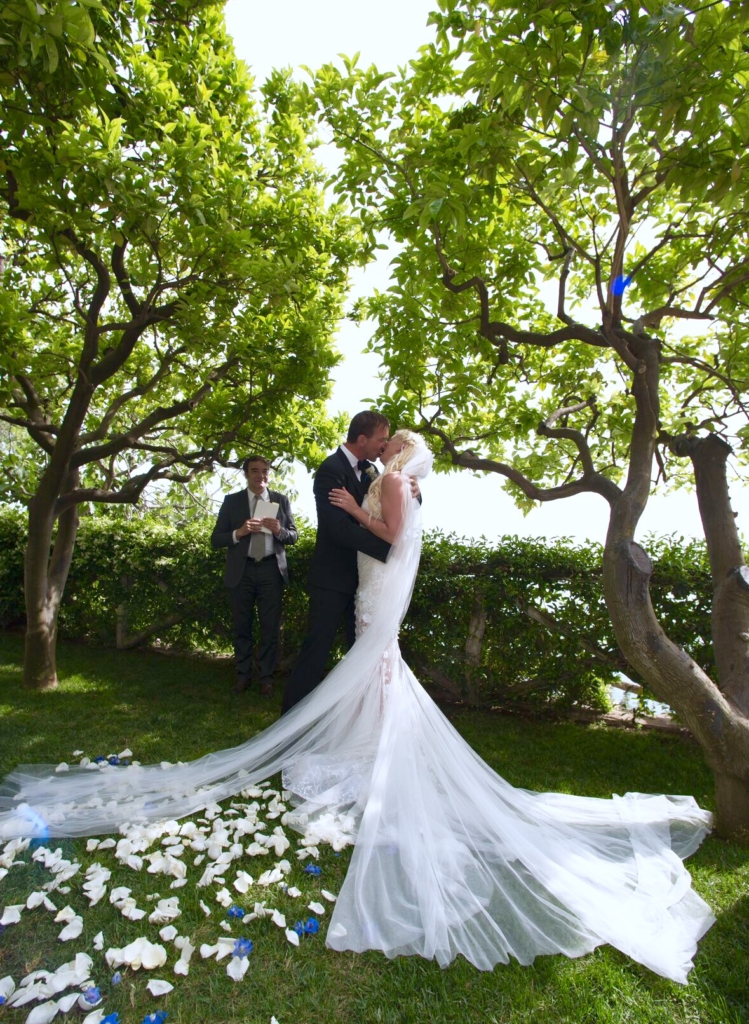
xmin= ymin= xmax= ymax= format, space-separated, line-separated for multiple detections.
xmin=222 ymin=0 xmax=748 ymax=547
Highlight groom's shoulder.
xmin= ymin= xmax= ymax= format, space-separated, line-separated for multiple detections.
xmin=317 ymin=449 xmax=344 ymax=473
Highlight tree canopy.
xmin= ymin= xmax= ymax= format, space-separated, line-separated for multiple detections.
xmin=0 ymin=0 xmax=362 ymax=689
xmin=309 ymin=0 xmax=749 ymax=497
xmin=0 ymin=0 xmax=357 ymax=510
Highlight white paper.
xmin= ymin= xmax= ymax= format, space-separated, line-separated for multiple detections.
xmin=254 ymin=499 xmax=279 ymax=534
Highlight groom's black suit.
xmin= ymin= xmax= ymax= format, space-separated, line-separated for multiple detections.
xmin=281 ymin=448 xmax=390 ymax=712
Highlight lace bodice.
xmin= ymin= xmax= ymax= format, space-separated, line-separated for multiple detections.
xmin=355 ymin=496 xmax=388 ymax=639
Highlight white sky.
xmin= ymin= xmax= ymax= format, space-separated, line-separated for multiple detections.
xmin=222 ymin=0 xmax=749 ymax=546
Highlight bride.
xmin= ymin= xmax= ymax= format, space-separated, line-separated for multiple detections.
xmin=0 ymin=430 xmax=714 ymax=984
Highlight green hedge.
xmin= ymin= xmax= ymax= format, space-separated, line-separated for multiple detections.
xmin=0 ymin=506 xmax=713 ymax=710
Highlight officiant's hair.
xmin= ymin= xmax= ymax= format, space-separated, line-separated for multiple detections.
xmin=242 ymin=455 xmax=271 ymax=472
xmin=347 ymin=410 xmax=390 ymax=442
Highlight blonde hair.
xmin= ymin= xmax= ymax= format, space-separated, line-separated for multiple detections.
xmin=366 ymin=429 xmax=421 ymax=519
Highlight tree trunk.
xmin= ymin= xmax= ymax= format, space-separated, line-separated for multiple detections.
xmin=23 ymin=470 xmax=80 ymax=690
xmin=675 ymin=433 xmax=749 ymax=716
xmin=600 ymin=342 xmax=749 ymax=838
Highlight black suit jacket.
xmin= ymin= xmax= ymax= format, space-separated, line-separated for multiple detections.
xmin=307 ymin=448 xmax=391 ymax=595
xmin=211 ymin=488 xmax=297 ymax=587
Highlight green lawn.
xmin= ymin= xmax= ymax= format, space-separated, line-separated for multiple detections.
xmin=0 ymin=631 xmax=747 ymax=1024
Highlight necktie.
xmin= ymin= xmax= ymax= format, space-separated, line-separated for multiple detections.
xmin=249 ymin=494 xmax=266 ymax=561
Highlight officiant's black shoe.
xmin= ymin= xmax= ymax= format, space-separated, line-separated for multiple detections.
xmin=232 ymin=674 xmax=251 ymax=695
xmin=259 ymin=679 xmax=273 ymax=697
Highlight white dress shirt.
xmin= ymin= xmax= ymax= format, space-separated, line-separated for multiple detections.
xmin=339 ymin=444 xmax=363 ymax=481
xmin=232 ymin=487 xmax=275 ymax=557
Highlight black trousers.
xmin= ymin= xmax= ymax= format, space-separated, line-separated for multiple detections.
xmin=228 ymin=557 xmax=284 ymax=683
xmin=281 ymin=585 xmax=355 ymax=713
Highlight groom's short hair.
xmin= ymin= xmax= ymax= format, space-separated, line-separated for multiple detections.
xmin=347 ymin=410 xmax=389 ymax=442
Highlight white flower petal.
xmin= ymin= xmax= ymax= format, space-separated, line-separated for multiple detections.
xmin=226 ymin=956 xmax=249 ymax=982
xmin=0 ymin=905 xmax=23 ymax=926
xmin=215 ymin=938 xmax=236 ymax=962
xmin=58 ymin=916 xmax=84 ymax=942
xmin=284 ymin=928 xmax=300 ymax=947
xmin=285 ymin=887 xmax=301 ymax=898
xmin=233 ymin=871 xmax=253 ymax=894
xmin=199 ymin=900 xmax=211 ymax=917
xmin=321 ymin=890 xmax=337 ymax=902
xmin=56 ymin=992 xmax=80 ymax=1012
xmin=24 ymin=999 xmax=59 ymax=1024
xmin=55 ymin=763 xmax=69 ymax=773
xmin=146 ymin=980 xmax=173 ymax=997
xmin=270 ymin=910 xmax=286 ymax=929
xmin=0 ymin=976 xmax=16 ymax=1002
xmin=93 ymin=932 xmax=104 ymax=951
xmin=219 ymin=921 xmax=232 ymax=933
xmin=308 ymin=902 xmax=325 ymax=916
xmin=82 ymin=1011 xmax=107 ymax=1024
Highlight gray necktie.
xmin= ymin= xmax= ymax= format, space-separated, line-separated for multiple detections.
xmin=249 ymin=494 xmax=266 ymax=561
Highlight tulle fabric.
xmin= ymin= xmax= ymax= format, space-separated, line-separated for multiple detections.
xmin=0 ymin=442 xmax=714 ymax=983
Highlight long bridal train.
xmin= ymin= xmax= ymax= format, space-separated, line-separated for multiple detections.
xmin=0 ymin=443 xmax=714 ymax=984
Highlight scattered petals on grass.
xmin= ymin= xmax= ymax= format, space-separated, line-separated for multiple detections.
xmin=105 ymin=937 xmax=167 ymax=971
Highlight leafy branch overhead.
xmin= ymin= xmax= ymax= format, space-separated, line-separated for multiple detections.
xmin=307 ymin=0 xmax=749 ymax=502
xmin=0 ymin=1 xmax=359 ymax=511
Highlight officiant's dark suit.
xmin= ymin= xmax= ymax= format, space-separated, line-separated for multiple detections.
xmin=212 ymin=459 xmax=297 ymax=696
xmin=281 ymin=442 xmax=390 ymax=712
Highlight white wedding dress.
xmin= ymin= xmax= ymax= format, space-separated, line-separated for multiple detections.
xmin=0 ymin=442 xmax=714 ymax=983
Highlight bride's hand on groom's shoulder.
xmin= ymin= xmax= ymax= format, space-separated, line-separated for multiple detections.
xmin=329 ymin=487 xmax=357 ymax=515
xmin=409 ymin=476 xmax=420 ymax=500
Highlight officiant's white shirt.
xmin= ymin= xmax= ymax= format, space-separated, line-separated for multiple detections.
xmin=231 ymin=486 xmax=274 ymax=557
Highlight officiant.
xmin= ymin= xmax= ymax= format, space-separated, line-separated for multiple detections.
xmin=211 ymin=455 xmax=298 ymax=696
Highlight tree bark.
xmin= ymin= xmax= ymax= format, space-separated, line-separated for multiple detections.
xmin=601 ymin=341 xmax=749 ymax=838
xmin=673 ymin=433 xmax=749 ymax=716
xmin=23 ymin=470 xmax=80 ymax=689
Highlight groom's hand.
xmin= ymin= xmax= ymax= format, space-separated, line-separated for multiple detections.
xmin=409 ymin=476 xmax=421 ymax=500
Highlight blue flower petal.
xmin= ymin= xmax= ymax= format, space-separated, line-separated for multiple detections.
xmin=227 ymin=904 xmax=245 ymax=919
xmin=83 ymin=986 xmax=102 ymax=1004
xmin=292 ymin=920 xmax=305 ymax=936
xmin=305 ymin=917 xmax=320 ymax=935
xmin=303 ymin=864 xmax=322 ymax=876
xmin=102 ymin=1014 xmax=122 ymax=1024
xmin=141 ymin=1013 xmax=168 ymax=1024
xmin=111 ymin=972 xmax=122 ymax=986
xmin=232 ymin=937 xmax=253 ymax=958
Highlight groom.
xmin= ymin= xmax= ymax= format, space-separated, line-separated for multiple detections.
xmin=281 ymin=410 xmax=393 ymax=713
